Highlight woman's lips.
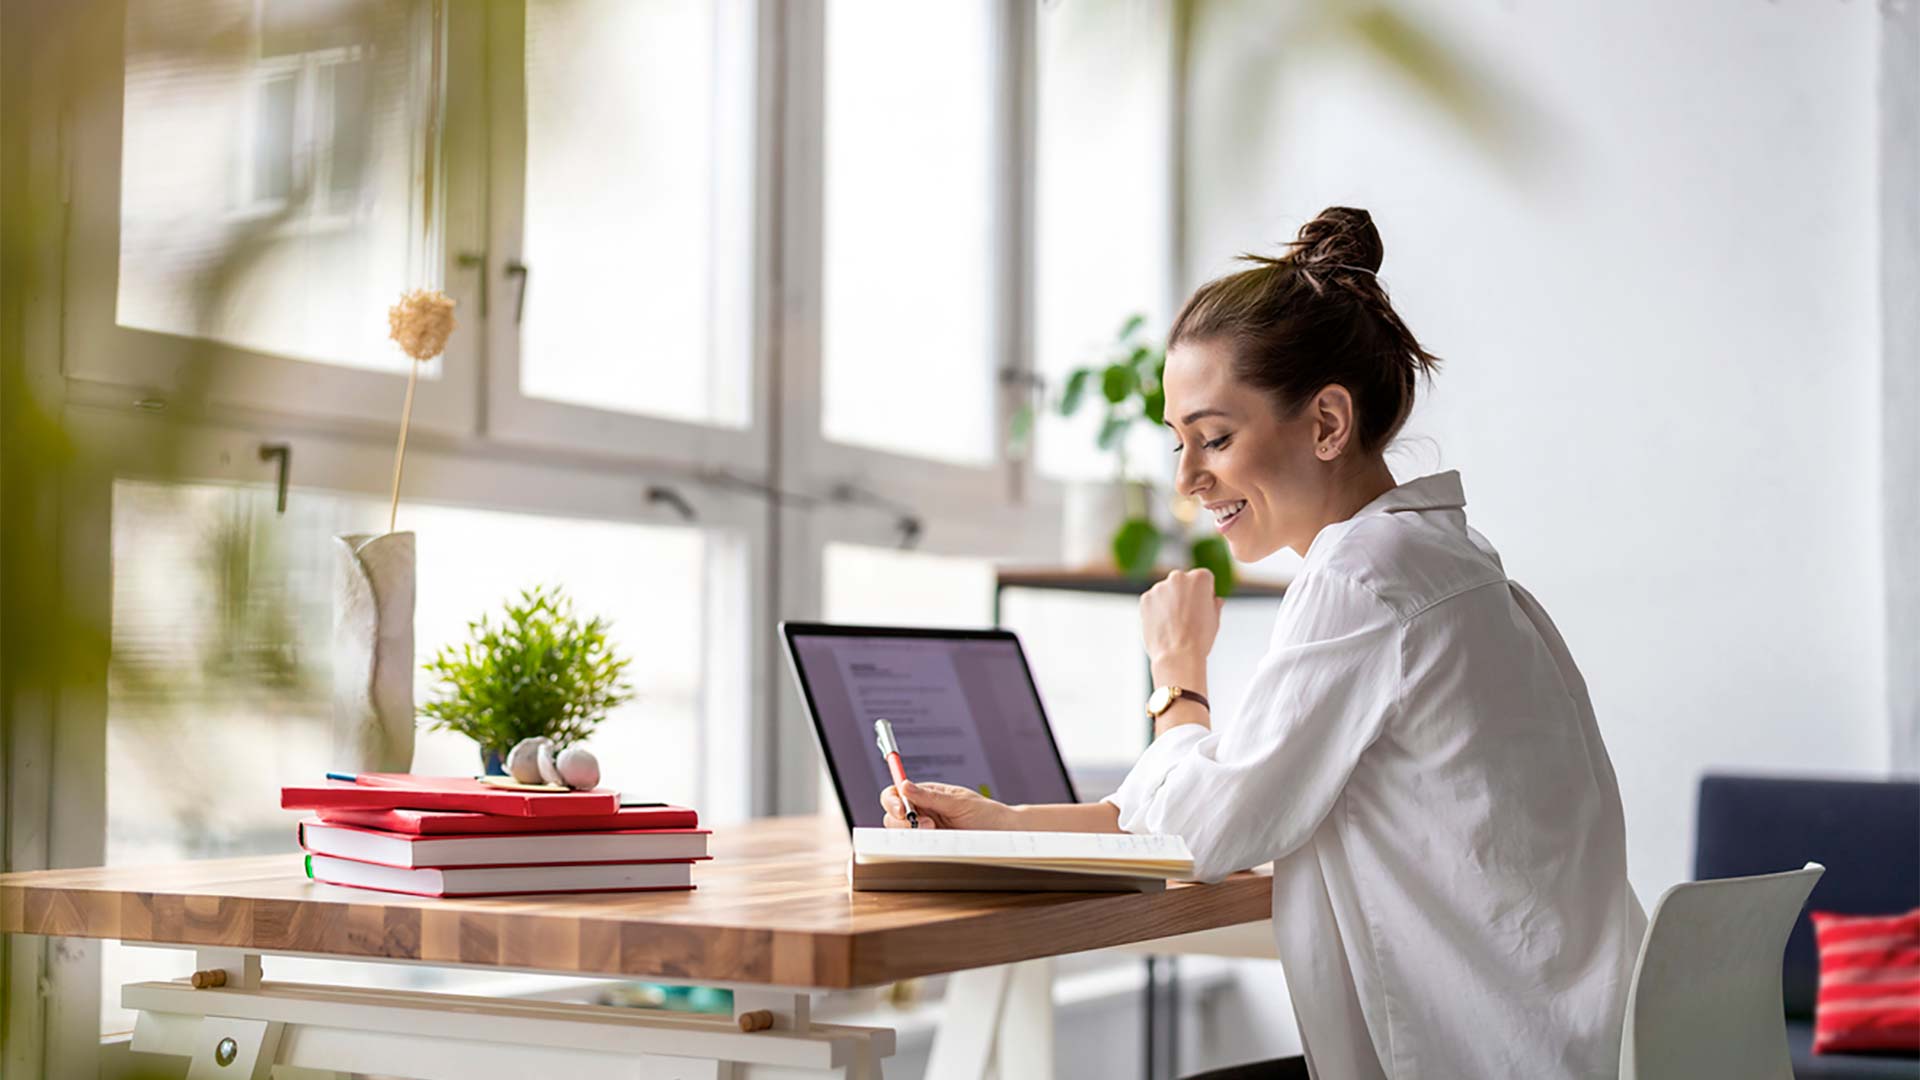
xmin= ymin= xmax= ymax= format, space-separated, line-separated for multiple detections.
xmin=1210 ymin=500 xmax=1248 ymax=532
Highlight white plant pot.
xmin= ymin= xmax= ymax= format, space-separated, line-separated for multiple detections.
xmin=331 ymin=531 xmax=415 ymax=773
xmin=1063 ymin=480 xmax=1152 ymax=569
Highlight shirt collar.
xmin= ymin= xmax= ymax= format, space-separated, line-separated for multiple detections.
xmin=1355 ymin=470 xmax=1466 ymax=518
xmin=1298 ymin=471 xmax=1466 ymax=566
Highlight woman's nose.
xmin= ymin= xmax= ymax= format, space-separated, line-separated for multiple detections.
xmin=1175 ymin=452 xmax=1208 ymax=498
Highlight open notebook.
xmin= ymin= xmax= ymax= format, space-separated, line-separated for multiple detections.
xmin=850 ymin=828 xmax=1195 ymax=893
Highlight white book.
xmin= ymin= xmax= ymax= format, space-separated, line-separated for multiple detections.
xmin=850 ymin=829 xmax=1194 ymax=892
xmin=306 ymin=854 xmax=694 ymax=898
xmin=299 ymin=819 xmax=710 ymax=868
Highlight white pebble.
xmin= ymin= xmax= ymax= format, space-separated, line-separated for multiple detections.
xmin=536 ymin=742 xmax=564 ymax=786
xmin=506 ymin=737 xmax=551 ymax=785
xmin=556 ymin=747 xmax=601 ymax=790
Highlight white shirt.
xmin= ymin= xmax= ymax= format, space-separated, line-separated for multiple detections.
xmin=1107 ymin=471 xmax=1646 ymax=1080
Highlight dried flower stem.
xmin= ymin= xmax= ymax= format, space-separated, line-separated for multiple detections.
xmin=383 ymin=288 xmax=456 ymax=535
xmin=388 ymin=360 xmax=419 ymax=535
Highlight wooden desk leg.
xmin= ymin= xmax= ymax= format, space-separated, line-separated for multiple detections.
xmin=925 ymin=959 xmax=1055 ymax=1080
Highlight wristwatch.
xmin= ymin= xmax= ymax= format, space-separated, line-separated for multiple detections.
xmin=1146 ymin=685 xmax=1210 ymax=720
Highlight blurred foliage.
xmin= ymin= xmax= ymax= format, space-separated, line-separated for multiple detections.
xmin=421 ymin=585 xmax=636 ymax=759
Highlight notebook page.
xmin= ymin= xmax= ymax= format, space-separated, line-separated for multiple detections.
xmin=853 ymin=828 xmax=1193 ymax=867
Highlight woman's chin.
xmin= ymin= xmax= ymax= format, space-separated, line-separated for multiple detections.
xmin=1221 ymin=527 xmax=1277 ymax=565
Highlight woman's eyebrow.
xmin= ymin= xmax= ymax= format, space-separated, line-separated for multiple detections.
xmin=1177 ymin=407 xmax=1230 ymax=425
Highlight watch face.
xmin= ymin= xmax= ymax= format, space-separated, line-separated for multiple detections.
xmin=1147 ymin=686 xmax=1174 ymax=714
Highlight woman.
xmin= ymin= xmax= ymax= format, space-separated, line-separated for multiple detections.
xmin=880 ymin=208 xmax=1647 ymax=1080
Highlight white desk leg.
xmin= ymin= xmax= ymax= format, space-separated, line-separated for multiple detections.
xmin=995 ymin=959 xmax=1053 ymax=1080
xmin=925 ymin=959 xmax=1054 ymax=1080
xmin=926 ymin=965 xmax=1010 ymax=1080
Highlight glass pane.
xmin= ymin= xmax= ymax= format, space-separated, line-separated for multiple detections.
xmin=1034 ymin=0 xmax=1172 ymax=480
xmin=997 ymin=590 xmax=1150 ymax=769
xmin=102 ymin=479 xmax=718 ymax=1032
xmin=997 ymin=586 xmax=1287 ymax=782
xmin=822 ymin=543 xmax=994 ymax=628
xmin=518 ymin=0 xmax=755 ymax=426
xmin=116 ymin=0 xmax=440 ymax=373
xmin=820 ymin=0 xmax=996 ymax=465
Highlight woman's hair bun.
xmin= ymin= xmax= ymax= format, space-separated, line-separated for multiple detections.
xmin=1290 ymin=206 xmax=1384 ymax=274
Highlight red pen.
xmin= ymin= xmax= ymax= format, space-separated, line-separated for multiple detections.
xmin=874 ymin=718 xmax=919 ymax=828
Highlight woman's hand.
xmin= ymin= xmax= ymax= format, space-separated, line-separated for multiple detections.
xmin=1141 ymin=567 xmax=1224 ymax=678
xmin=880 ymin=781 xmax=1020 ymax=830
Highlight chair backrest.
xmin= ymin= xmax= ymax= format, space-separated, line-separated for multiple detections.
xmin=1619 ymin=862 xmax=1824 ymax=1080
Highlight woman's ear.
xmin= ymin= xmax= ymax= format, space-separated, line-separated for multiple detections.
xmin=1309 ymin=385 xmax=1357 ymax=460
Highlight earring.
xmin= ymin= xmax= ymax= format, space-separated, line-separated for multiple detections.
xmin=1319 ymin=444 xmax=1336 ymax=458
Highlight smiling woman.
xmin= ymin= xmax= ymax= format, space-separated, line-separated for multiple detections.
xmin=880 ymin=207 xmax=1648 ymax=1080
xmin=1163 ymin=207 xmax=1441 ymax=563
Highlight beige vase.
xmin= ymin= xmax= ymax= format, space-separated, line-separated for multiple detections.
xmin=331 ymin=531 xmax=416 ymax=773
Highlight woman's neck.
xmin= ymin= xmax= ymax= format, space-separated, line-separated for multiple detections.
xmin=1296 ymin=458 xmax=1399 ymax=556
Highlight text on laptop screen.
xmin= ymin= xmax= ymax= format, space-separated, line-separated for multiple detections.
xmin=790 ymin=634 xmax=1075 ymax=828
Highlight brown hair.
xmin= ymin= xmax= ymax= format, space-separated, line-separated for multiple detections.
xmin=1167 ymin=206 xmax=1440 ymax=454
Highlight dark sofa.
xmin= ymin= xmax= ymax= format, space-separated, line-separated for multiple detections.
xmin=1694 ymin=774 xmax=1920 ymax=1080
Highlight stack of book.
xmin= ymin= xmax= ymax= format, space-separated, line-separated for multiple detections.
xmin=281 ymin=774 xmax=707 ymax=898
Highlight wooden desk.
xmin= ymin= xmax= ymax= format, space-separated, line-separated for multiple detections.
xmin=2 ymin=817 xmax=1271 ymax=1079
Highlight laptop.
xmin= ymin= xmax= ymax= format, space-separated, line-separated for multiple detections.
xmin=781 ymin=622 xmax=1080 ymax=830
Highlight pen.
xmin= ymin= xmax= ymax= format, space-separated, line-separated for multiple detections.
xmin=873 ymin=718 xmax=919 ymax=828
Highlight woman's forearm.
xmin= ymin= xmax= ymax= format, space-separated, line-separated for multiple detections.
xmin=1011 ymin=800 xmax=1124 ymax=833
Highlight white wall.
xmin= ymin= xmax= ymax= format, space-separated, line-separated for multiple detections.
xmin=1186 ymin=0 xmax=1889 ymax=907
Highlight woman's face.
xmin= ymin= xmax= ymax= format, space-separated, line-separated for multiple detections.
xmin=1162 ymin=338 xmax=1332 ymax=561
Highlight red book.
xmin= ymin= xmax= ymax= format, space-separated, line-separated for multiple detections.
xmin=281 ymin=775 xmax=621 ymax=818
xmin=315 ymin=803 xmax=698 ymax=836
xmin=298 ymin=819 xmax=711 ymax=868
xmin=305 ymin=853 xmax=695 ymax=898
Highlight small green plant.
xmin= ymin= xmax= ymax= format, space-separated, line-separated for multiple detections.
xmin=1018 ymin=314 xmax=1236 ymax=595
xmin=420 ymin=585 xmax=634 ymax=759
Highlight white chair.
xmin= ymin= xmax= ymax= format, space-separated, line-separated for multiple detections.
xmin=1619 ymin=861 xmax=1825 ymax=1080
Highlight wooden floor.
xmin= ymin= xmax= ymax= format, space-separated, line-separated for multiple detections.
xmin=0 ymin=816 xmax=1271 ymax=988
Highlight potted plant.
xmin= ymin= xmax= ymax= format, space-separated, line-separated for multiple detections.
xmin=1018 ymin=315 xmax=1235 ymax=594
xmin=420 ymin=585 xmax=635 ymax=772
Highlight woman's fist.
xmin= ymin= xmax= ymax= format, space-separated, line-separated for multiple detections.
xmin=880 ymin=781 xmax=1019 ymax=830
xmin=1140 ymin=567 xmax=1224 ymax=668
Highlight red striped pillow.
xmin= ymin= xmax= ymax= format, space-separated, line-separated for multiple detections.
xmin=1809 ymin=908 xmax=1920 ymax=1055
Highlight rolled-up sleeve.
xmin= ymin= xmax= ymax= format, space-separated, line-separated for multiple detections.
xmin=1103 ymin=571 xmax=1402 ymax=882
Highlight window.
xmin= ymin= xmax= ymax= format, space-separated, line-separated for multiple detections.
xmin=517 ymin=0 xmax=756 ymax=426
xmin=819 ymin=0 xmax=998 ymax=465
xmin=115 ymin=0 xmax=439 ymax=374
xmin=22 ymin=0 xmax=1162 ymax=1063
xmin=1033 ymin=0 xmax=1175 ymax=481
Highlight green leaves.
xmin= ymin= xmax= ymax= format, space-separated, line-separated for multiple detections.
xmin=1096 ymin=413 xmax=1131 ymax=451
xmin=1059 ymin=369 xmax=1092 ymax=417
xmin=1189 ymin=536 xmax=1236 ymax=597
xmin=1100 ymin=363 xmax=1136 ymax=404
xmin=1111 ymin=517 xmax=1162 ymax=578
xmin=1142 ymin=385 xmax=1166 ymax=426
xmin=419 ymin=585 xmax=635 ymax=757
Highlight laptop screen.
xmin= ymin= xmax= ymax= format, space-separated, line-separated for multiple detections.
xmin=784 ymin=626 xmax=1079 ymax=829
